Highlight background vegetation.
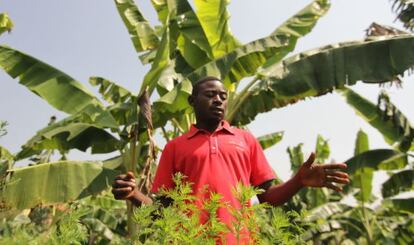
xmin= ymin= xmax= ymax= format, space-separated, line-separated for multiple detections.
xmin=1 ymin=0 xmax=414 ymax=244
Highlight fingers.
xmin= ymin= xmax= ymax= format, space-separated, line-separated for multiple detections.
xmin=323 ymin=163 xmax=347 ymax=170
xmin=115 ymin=172 xmax=136 ymax=182
xmin=113 ymin=178 xmax=136 ymax=189
xmin=325 ymin=176 xmax=350 ymax=185
xmin=112 ymin=187 xmax=134 ymax=199
xmin=326 ymin=171 xmax=349 ymax=179
xmin=126 ymin=171 xmax=135 ymax=180
xmin=325 ymin=182 xmax=343 ymax=192
xmin=303 ymin=152 xmax=316 ymax=168
xmin=323 ymin=163 xmax=350 ymax=192
xmin=112 ymin=172 xmax=137 ymax=200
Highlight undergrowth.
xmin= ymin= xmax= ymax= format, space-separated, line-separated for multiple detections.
xmin=0 ymin=174 xmax=308 ymax=244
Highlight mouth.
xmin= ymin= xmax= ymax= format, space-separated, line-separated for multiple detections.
xmin=211 ymin=107 xmax=224 ymax=113
xmin=210 ymin=107 xmax=224 ymax=116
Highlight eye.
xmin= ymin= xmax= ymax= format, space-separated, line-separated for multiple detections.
xmin=204 ymin=91 xmax=215 ymax=97
xmin=220 ymin=92 xmax=227 ymax=101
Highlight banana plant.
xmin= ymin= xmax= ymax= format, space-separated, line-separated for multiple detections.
xmin=2 ymin=0 xmax=414 ymax=217
xmin=340 ymin=88 xmax=414 ymax=197
xmin=301 ymin=88 xmax=414 ymax=243
xmin=1 ymin=0 xmax=331 ymax=197
xmin=390 ymin=0 xmax=414 ymax=31
xmin=302 ymin=129 xmax=413 ymax=244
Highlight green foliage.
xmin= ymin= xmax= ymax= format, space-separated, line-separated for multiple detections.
xmin=315 ymin=134 xmax=330 ymax=163
xmin=131 ymin=174 xmax=307 ymax=244
xmin=0 ymin=13 xmax=13 ymax=36
xmin=382 ymin=169 xmax=414 ymax=198
xmin=257 ymin=131 xmax=284 ymax=150
xmin=233 ymin=35 xmax=414 ymax=124
xmin=114 ymin=0 xmax=159 ymax=54
xmin=0 ymin=121 xmax=7 ymax=138
xmin=0 ymin=205 xmax=89 ymax=245
xmin=342 ymin=88 xmax=414 ymax=152
xmin=0 ymin=46 xmax=107 ymax=116
xmin=2 ymin=0 xmax=414 ymax=243
xmin=0 ymin=161 xmax=119 ymax=210
xmin=0 ymin=175 xmax=308 ymax=244
xmin=0 ymin=121 xmax=13 ymax=177
xmin=391 ymin=0 xmax=414 ymax=31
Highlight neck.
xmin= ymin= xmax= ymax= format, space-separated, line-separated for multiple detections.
xmin=195 ymin=119 xmax=222 ymax=133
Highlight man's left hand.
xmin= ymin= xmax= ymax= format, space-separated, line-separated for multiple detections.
xmin=297 ymin=152 xmax=350 ymax=192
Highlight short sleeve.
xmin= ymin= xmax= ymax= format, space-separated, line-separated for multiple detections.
xmin=247 ymin=133 xmax=276 ymax=186
xmin=151 ymin=142 xmax=176 ymax=193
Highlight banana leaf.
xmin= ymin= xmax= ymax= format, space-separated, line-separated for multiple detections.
xmin=388 ymin=198 xmax=414 ymax=213
xmin=114 ymin=0 xmax=159 ymax=53
xmin=102 ymin=155 xmax=124 ymax=171
xmin=352 ymin=129 xmax=372 ymax=203
xmin=169 ymin=0 xmax=214 ymax=68
xmin=342 ymin=89 xmax=414 ymax=152
xmin=150 ymin=0 xmax=168 ymax=25
xmin=152 ymin=78 xmax=193 ymax=128
xmin=382 ymin=170 xmax=414 ymax=198
xmin=194 ymin=0 xmax=241 ymax=58
xmin=186 ymin=0 xmax=330 ymax=84
xmin=0 ymin=13 xmax=13 ymax=36
xmin=0 ymin=45 xmax=104 ymax=115
xmin=141 ymin=25 xmax=184 ymax=96
xmin=0 ymin=146 xmax=13 ymax=176
xmin=345 ymin=149 xmax=408 ymax=174
xmin=151 ymin=0 xmax=329 ymax=125
xmin=257 ymin=131 xmax=283 ymax=150
xmin=391 ymin=0 xmax=414 ymax=31
xmin=233 ymin=35 xmax=414 ymax=125
xmin=16 ymin=122 xmax=122 ymax=160
xmin=107 ymin=102 xmax=137 ymax=126
xmin=287 ymin=143 xmax=304 ymax=173
xmin=1 ymin=161 xmax=120 ymax=210
xmin=351 ymin=167 xmax=374 ymax=203
xmin=306 ymin=202 xmax=352 ymax=221
xmin=343 ymin=149 xmax=408 ymax=202
xmin=315 ymin=134 xmax=330 ymax=163
xmin=89 ymin=77 xmax=135 ymax=104
xmin=354 ymin=129 xmax=369 ymax=155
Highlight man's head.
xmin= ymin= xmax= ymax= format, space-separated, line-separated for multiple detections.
xmin=188 ymin=76 xmax=228 ymax=125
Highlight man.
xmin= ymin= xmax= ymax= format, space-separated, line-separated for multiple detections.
xmin=112 ymin=76 xmax=350 ymax=243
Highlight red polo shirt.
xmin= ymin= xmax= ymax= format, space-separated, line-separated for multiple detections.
xmin=151 ymin=121 xmax=275 ymax=243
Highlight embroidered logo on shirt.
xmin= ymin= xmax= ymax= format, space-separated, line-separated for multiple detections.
xmin=227 ymin=140 xmax=247 ymax=151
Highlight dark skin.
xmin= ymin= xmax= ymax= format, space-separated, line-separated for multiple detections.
xmin=112 ymin=79 xmax=350 ymax=207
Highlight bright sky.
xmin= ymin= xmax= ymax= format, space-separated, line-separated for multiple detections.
xmin=0 ymin=0 xmax=413 ymax=187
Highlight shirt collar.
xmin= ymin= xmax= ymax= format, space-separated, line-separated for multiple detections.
xmin=187 ymin=120 xmax=235 ymax=139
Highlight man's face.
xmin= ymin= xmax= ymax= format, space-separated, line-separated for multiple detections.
xmin=190 ymin=80 xmax=228 ymax=123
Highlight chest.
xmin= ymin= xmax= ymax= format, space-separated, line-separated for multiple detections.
xmin=173 ymin=134 xmax=252 ymax=177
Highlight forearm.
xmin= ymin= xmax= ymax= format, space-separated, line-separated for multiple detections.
xmin=258 ymin=174 xmax=303 ymax=206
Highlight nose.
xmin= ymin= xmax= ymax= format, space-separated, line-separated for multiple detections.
xmin=213 ymin=94 xmax=222 ymax=104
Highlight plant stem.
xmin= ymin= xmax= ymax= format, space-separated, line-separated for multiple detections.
xmin=126 ymin=97 xmax=140 ymax=237
xmin=161 ymin=126 xmax=170 ymax=142
xmin=226 ymin=77 xmax=259 ymax=122
xmin=359 ymin=168 xmax=373 ymax=244
xmin=171 ymin=118 xmax=185 ymax=134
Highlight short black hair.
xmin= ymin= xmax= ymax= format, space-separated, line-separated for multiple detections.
xmin=191 ymin=76 xmax=223 ymax=97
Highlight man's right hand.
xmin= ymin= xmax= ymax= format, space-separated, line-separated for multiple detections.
xmin=112 ymin=171 xmax=137 ymax=200
xmin=112 ymin=172 xmax=153 ymax=206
